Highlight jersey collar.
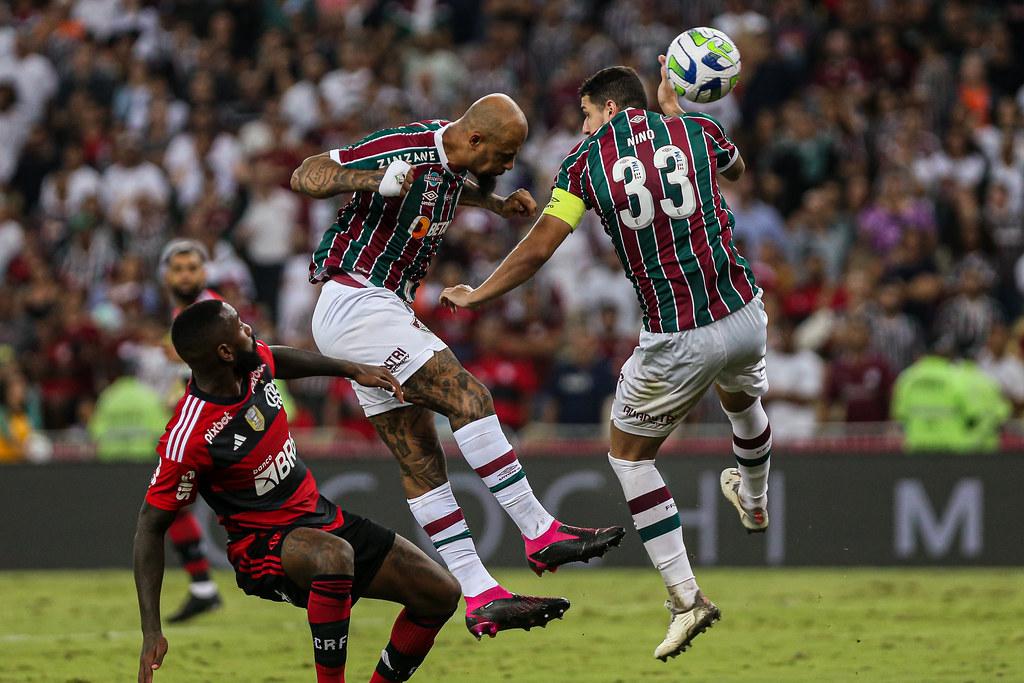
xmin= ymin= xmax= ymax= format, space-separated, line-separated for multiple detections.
xmin=434 ymin=123 xmax=456 ymax=173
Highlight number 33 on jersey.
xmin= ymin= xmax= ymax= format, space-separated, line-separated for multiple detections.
xmin=547 ymin=108 xmax=756 ymax=334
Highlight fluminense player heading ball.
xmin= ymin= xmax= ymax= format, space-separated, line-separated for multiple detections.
xmin=440 ymin=64 xmax=774 ymax=660
xmin=289 ymin=93 xmax=625 ymax=639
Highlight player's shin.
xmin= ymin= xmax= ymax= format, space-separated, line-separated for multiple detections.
xmin=407 ymin=483 xmax=507 ymax=602
xmin=369 ymin=609 xmax=449 ymax=683
xmin=723 ymin=398 xmax=771 ymax=506
xmin=308 ymin=574 xmax=353 ymax=683
xmin=608 ymin=454 xmax=698 ymax=607
xmin=452 ymin=414 xmax=554 ymax=539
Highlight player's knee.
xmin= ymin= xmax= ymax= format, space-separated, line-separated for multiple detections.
xmin=316 ymin=536 xmax=355 ymax=575
xmin=422 ymin=571 xmax=461 ymax=618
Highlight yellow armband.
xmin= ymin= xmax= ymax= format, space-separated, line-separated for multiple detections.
xmin=542 ymin=187 xmax=586 ymax=232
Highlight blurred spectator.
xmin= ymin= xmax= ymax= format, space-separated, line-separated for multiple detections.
xmin=823 ymin=317 xmax=893 ymax=423
xmin=867 ymin=278 xmax=924 ymax=374
xmin=934 ymin=262 xmax=1004 ymax=361
xmin=540 ymin=324 xmax=617 ymax=428
xmin=976 ymin=322 xmax=1024 ymax=416
xmin=763 ymin=317 xmax=823 ymax=443
xmin=0 ymin=366 xmax=46 ymax=463
xmin=463 ymin=317 xmax=539 ymax=434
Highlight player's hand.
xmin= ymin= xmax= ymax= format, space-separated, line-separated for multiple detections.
xmin=439 ymin=284 xmax=480 ymax=312
xmin=352 ymin=364 xmax=404 ymax=403
xmin=497 ymin=188 xmax=537 ymax=218
xmin=139 ymin=632 xmax=168 ymax=683
xmin=397 ymin=167 xmax=416 ymax=197
xmin=658 ymin=55 xmax=685 ymax=117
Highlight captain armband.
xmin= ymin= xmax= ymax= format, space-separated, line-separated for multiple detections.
xmin=541 ymin=187 xmax=586 ymax=232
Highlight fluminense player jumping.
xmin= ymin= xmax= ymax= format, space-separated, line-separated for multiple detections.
xmin=440 ymin=65 xmax=774 ymax=660
xmin=135 ymin=299 xmax=461 ymax=683
xmin=289 ymin=93 xmax=625 ymax=639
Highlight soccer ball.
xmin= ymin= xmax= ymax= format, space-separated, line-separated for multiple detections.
xmin=665 ymin=27 xmax=742 ymax=103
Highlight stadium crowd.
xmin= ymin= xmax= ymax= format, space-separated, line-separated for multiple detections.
xmin=1 ymin=0 xmax=1024 ymax=460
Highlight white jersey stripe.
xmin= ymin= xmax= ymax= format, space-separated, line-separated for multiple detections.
xmin=169 ymin=395 xmax=205 ymax=463
xmin=164 ymin=394 xmax=195 ymax=463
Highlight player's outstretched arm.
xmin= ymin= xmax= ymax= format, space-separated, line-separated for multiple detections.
xmin=269 ymin=346 xmax=403 ymax=401
xmin=134 ymin=502 xmax=176 ymax=683
xmin=460 ymin=179 xmax=537 ymax=218
xmin=290 ymin=153 xmax=415 ymax=199
xmin=440 ymin=213 xmax=571 ymax=311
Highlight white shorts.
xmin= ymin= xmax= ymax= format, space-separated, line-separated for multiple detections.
xmin=311 ymin=276 xmax=447 ymax=417
xmin=611 ymin=293 xmax=769 ymax=437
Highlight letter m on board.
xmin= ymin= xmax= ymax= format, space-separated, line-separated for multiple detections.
xmin=893 ymin=478 xmax=983 ymax=559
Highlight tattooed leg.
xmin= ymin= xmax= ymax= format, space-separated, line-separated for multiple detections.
xmin=401 ymin=348 xmax=495 ymax=431
xmin=369 ymin=404 xmax=448 ymax=498
xmin=280 ymin=527 xmax=355 ymax=590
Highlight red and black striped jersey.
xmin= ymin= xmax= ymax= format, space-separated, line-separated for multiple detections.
xmin=309 ymin=120 xmax=467 ymax=302
xmin=554 ymin=108 xmax=757 ymax=333
xmin=146 ymin=341 xmax=342 ymax=543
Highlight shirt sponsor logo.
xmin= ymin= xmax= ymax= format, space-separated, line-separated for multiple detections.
xmin=204 ymin=412 xmax=232 ymax=444
xmin=245 ymin=405 xmax=265 ymax=431
xmin=253 ymin=436 xmax=297 ymax=496
xmin=249 ymin=364 xmax=267 ymax=393
xmin=410 ymin=217 xmax=451 ymax=239
xmin=423 ymin=170 xmax=444 ymax=186
xmin=175 ymin=470 xmax=196 ymax=501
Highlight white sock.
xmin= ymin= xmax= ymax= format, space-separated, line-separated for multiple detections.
xmin=723 ymin=398 xmax=772 ymax=507
xmin=189 ymin=580 xmax=218 ymax=599
xmin=453 ymin=415 xmax=554 ymax=539
xmin=407 ymin=482 xmax=498 ymax=598
xmin=607 ymin=454 xmax=694 ymax=589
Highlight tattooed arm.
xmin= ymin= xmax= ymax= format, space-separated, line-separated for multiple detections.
xmin=290 ymin=152 xmax=415 ymax=199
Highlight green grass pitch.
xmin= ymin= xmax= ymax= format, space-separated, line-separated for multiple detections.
xmin=1 ymin=567 xmax=1021 ymax=682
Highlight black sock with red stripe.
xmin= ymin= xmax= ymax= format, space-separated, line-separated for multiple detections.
xmin=369 ymin=609 xmax=450 ymax=682
xmin=307 ymin=574 xmax=353 ymax=683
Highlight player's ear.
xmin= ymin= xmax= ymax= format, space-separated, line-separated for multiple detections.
xmin=216 ymin=343 xmax=233 ymax=363
xmin=468 ymin=131 xmax=484 ymax=149
xmin=605 ymin=100 xmax=619 ymax=117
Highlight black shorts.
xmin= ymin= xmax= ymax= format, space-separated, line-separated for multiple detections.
xmin=232 ymin=510 xmax=396 ymax=608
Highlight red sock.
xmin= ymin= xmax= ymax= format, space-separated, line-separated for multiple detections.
xmin=168 ymin=511 xmax=210 ymax=579
xmin=307 ymin=574 xmax=353 ymax=683
xmin=369 ymin=609 xmax=449 ymax=682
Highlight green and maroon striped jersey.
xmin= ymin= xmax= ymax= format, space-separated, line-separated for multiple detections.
xmin=555 ymin=108 xmax=757 ymax=333
xmin=308 ymin=120 xmax=467 ymax=302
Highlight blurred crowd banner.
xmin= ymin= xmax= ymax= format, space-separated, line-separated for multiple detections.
xmin=2 ymin=449 xmax=1020 ymax=569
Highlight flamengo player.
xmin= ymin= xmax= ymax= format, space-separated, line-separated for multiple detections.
xmin=152 ymin=239 xmax=225 ymax=622
xmin=441 ymin=65 xmax=773 ymax=660
xmin=135 ymin=299 xmax=461 ymax=683
xmin=290 ymin=93 xmax=624 ymax=638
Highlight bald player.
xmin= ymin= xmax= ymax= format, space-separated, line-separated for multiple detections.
xmin=290 ymin=94 xmax=625 ymax=638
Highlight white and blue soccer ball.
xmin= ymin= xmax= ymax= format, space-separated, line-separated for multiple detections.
xmin=665 ymin=27 xmax=742 ymax=103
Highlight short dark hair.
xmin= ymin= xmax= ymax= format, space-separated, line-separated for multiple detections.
xmin=171 ymin=298 xmax=228 ymax=366
xmin=579 ymin=66 xmax=648 ymax=110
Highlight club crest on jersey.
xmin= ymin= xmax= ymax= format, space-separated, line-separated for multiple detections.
xmin=264 ymin=382 xmax=283 ymax=409
xmin=245 ymin=405 xmax=265 ymax=431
